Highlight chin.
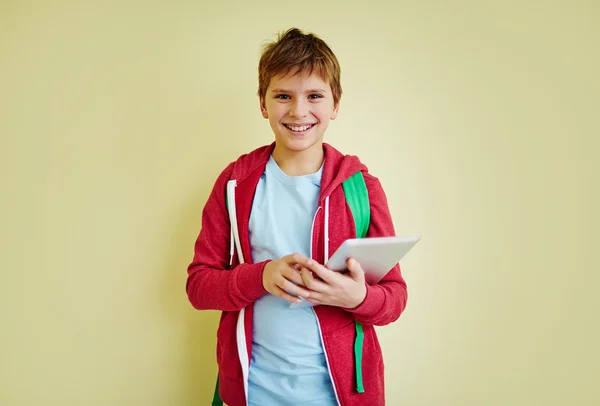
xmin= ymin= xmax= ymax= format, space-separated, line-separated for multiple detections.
xmin=280 ymin=136 xmax=322 ymax=152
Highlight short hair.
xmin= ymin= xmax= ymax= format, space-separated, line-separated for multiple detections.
xmin=258 ymin=28 xmax=342 ymax=105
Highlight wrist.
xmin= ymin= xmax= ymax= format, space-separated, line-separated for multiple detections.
xmin=261 ymin=260 xmax=272 ymax=290
xmin=348 ymin=285 xmax=367 ymax=309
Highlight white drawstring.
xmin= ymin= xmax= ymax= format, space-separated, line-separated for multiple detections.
xmin=227 ymin=180 xmax=245 ymax=264
xmin=229 ymin=227 xmax=235 ymax=266
xmin=324 ymin=196 xmax=330 ymax=262
xmin=226 ymin=179 xmax=249 ymax=404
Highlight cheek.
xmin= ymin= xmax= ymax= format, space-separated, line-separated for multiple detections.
xmin=315 ymin=104 xmax=335 ymax=121
xmin=267 ymin=104 xmax=286 ymax=121
xmin=316 ymin=112 xmax=332 ymax=125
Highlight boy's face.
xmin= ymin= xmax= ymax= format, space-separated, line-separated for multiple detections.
xmin=260 ymin=71 xmax=339 ymax=157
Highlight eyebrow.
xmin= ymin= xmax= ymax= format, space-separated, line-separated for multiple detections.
xmin=271 ymin=88 xmax=328 ymax=94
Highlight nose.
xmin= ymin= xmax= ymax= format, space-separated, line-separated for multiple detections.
xmin=289 ymin=99 xmax=308 ymax=118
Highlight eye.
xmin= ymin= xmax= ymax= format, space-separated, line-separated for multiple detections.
xmin=308 ymin=94 xmax=324 ymax=100
xmin=275 ymin=94 xmax=290 ymax=100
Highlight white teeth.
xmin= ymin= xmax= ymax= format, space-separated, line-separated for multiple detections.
xmin=286 ymin=124 xmax=313 ymax=132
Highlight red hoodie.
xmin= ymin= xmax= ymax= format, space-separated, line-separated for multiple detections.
xmin=186 ymin=143 xmax=408 ymax=405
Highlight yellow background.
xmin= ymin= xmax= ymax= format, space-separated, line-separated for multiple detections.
xmin=1 ymin=1 xmax=598 ymax=405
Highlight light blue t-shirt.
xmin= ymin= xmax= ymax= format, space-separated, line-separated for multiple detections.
xmin=247 ymin=156 xmax=337 ymax=406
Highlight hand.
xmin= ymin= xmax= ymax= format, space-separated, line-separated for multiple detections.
xmin=262 ymin=253 xmax=312 ymax=304
xmin=299 ymin=257 xmax=367 ymax=309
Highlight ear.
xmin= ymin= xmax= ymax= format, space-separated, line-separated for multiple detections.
xmin=259 ymin=98 xmax=268 ymax=119
xmin=330 ymin=102 xmax=340 ymax=120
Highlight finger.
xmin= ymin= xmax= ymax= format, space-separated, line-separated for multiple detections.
xmin=272 ymin=285 xmax=302 ymax=304
xmin=278 ymin=277 xmax=311 ymax=298
xmin=346 ymin=258 xmax=365 ymax=282
xmin=282 ymin=252 xmax=311 ymax=266
xmin=301 ymin=267 xmax=330 ymax=292
xmin=306 ymin=291 xmax=332 ymax=306
xmin=304 ymin=259 xmax=338 ymax=284
xmin=306 ymin=295 xmax=324 ymax=305
xmin=281 ymin=266 xmax=307 ymax=287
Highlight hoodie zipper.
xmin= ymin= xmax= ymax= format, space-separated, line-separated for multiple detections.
xmin=309 ymin=206 xmax=321 ymax=260
xmin=310 ymin=199 xmax=342 ymax=406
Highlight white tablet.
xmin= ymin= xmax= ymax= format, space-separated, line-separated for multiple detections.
xmin=325 ymin=236 xmax=421 ymax=285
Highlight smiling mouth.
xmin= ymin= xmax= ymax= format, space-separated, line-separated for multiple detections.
xmin=284 ymin=123 xmax=316 ymax=132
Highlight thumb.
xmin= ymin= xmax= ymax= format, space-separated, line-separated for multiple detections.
xmin=346 ymin=258 xmax=365 ymax=282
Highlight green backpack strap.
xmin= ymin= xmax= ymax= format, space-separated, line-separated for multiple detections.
xmin=212 ymin=376 xmax=223 ymax=405
xmin=342 ymin=171 xmax=370 ymax=394
xmin=342 ymin=171 xmax=371 ymax=240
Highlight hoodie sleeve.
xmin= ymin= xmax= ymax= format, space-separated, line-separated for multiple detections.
xmin=343 ymin=175 xmax=408 ymax=326
xmin=186 ymin=163 xmax=269 ymax=311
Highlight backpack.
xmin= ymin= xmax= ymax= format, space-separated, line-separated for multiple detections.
xmin=213 ymin=171 xmax=370 ymax=405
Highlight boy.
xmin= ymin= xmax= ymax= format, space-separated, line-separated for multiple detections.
xmin=186 ymin=28 xmax=407 ymax=406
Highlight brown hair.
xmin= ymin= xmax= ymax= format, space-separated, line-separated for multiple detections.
xmin=258 ymin=28 xmax=342 ymax=105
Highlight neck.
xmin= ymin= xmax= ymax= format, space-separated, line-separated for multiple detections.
xmin=272 ymin=143 xmax=324 ymax=176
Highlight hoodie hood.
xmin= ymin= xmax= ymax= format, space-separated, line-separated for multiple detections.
xmin=231 ymin=142 xmax=368 ymax=201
